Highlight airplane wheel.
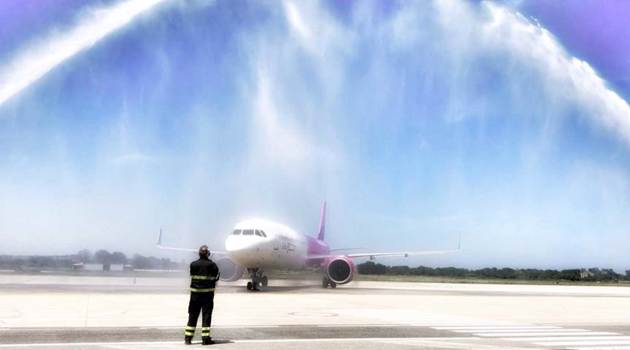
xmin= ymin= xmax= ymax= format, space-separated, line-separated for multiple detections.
xmin=261 ymin=276 xmax=268 ymax=287
xmin=247 ymin=282 xmax=253 ymax=290
xmin=330 ymin=281 xmax=337 ymax=288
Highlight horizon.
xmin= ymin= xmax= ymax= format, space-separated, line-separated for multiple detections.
xmin=2 ymin=249 xmax=629 ymax=274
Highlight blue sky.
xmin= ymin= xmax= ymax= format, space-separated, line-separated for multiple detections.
xmin=0 ymin=0 xmax=629 ymax=270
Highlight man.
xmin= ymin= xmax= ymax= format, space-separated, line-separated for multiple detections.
xmin=185 ymin=245 xmax=220 ymax=345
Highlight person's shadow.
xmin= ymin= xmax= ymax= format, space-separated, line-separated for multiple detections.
xmin=193 ymin=340 xmax=233 ymax=345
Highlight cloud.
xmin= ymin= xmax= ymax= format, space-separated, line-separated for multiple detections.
xmin=0 ymin=0 xmax=170 ymax=108
xmin=479 ymin=2 xmax=630 ymax=143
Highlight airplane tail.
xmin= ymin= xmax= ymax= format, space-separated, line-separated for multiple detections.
xmin=317 ymin=201 xmax=326 ymax=241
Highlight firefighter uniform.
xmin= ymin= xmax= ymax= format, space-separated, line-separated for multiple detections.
xmin=185 ymin=254 xmax=219 ymax=345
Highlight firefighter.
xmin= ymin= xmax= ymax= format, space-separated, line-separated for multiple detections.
xmin=185 ymin=245 xmax=220 ymax=345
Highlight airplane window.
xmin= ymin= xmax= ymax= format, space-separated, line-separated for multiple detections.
xmin=243 ymin=229 xmax=254 ymax=235
xmin=254 ymin=230 xmax=263 ymax=237
xmin=232 ymin=230 xmax=241 ymax=235
xmin=260 ymin=230 xmax=267 ymax=237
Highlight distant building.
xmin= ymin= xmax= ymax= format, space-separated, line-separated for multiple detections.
xmin=109 ymin=264 xmax=124 ymax=272
xmin=580 ymin=269 xmax=595 ymax=279
xmin=72 ymin=262 xmax=132 ymax=272
xmin=83 ymin=263 xmax=105 ymax=271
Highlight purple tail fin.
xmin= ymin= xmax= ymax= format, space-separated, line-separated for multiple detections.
xmin=317 ymin=201 xmax=326 ymax=241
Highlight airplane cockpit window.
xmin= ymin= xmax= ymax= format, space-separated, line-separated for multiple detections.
xmin=254 ymin=230 xmax=263 ymax=237
xmin=232 ymin=229 xmax=241 ymax=235
xmin=243 ymin=229 xmax=254 ymax=235
xmin=259 ymin=230 xmax=267 ymax=237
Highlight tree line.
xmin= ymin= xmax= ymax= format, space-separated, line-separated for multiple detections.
xmin=77 ymin=249 xmax=182 ymax=269
xmin=357 ymin=261 xmax=630 ymax=282
xmin=0 ymin=249 xmax=184 ymax=271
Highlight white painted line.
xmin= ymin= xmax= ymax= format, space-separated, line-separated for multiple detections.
xmin=507 ymin=336 xmax=630 ymax=342
xmin=536 ymin=340 xmax=630 ymax=346
xmin=433 ymin=325 xmax=556 ymax=330
xmin=476 ymin=331 xmax=618 ymax=337
xmin=567 ymin=347 xmax=630 ymax=350
xmin=0 ymin=337 xmax=481 ymax=348
xmin=316 ymin=324 xmax=404 ymax=328
xmin=452 ymin=327 xmax=570 ymax=333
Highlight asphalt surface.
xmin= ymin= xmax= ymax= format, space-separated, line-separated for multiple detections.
xmin=2 ymin=275 xmax=630 ymax=349
xmin=1 ymin=325 xmax=461 ymax=344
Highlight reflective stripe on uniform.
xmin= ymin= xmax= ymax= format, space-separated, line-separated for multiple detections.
xmin=184 ymin=331 xmax=194 ymax=336
xmin=185 ymin=326 xmax=195 ymax=331
xmin=190 ymin=287 xmax=215 ymax=293
xmin=202 ymin=327 xmax=211 ymax=335
xmin=191 ymin=275 xmax=218 ymax=280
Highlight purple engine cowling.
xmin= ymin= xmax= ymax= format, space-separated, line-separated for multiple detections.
xmin=325 ymin=256 xmax=355 ymax=284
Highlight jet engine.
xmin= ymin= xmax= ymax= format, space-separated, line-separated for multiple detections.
xmin=216 ymin=257 xmax=245 ymax=282
xmin=325 ymin=256 xmax=355 ymax=284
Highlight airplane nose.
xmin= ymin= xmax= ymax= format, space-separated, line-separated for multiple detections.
xmin=225 ymin=235 xmax=261 ymax=253
xmin=225 ymin=235 xmax=265 ymax=267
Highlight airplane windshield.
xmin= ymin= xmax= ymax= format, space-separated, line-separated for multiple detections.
xmin=232 ymin=230 xmax=241 ymax=235
xmin=243 ymin=229 xmax=254 ymax=235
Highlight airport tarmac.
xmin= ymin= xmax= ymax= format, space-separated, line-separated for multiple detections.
xmin=1 ymin=274 xmax=630 ymax=349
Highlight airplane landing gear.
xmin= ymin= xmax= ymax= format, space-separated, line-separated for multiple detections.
xmin=247 ymin=268 xmax=268 ymax=291
xmin=322 ymin=277 xmax=336 ymax=289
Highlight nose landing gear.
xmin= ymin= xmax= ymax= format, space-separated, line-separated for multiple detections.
xmin=246 ymin=268 xmax=268 ymax=291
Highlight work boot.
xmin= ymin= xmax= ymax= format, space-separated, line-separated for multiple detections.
xmin=202 ymin=336 xmax=214 ymax=345
xmin=184 ymin=336 xmax=193 ymax=345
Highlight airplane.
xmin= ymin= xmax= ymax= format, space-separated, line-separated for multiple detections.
xmin=157 ymin=202 xmax=460 ymax=291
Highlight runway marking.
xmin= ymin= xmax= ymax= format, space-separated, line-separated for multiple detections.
xmin=476 ymin=331 xmax=618 ymax=337
xmin=433 ymin=324 xmax=630 ymax=349
xmin=433 ymin=325 xmax=561 ymax=330
xmin=567 ymin=347 xmax=630 ymax=350
xmin=0 ymin=337 xmax=479 ymax=348
xmin=452 ymin=328 xmax=577 ymax=333
xmin=318 ymin=324 xmax=412 ymax=327
xmin=507 ymin=336 xmax=630 ymax=342
xmin=536 ymin=339 xmax=630 ymax=346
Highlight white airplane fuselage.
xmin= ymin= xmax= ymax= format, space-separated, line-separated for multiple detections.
xmin=224 ymin=218 xmax=320 ymax=269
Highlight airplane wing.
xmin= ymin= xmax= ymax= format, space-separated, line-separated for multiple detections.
xmin=156 ymin=229 xmax=228 ymax=257
xmin=328 ymin=248 xmax=366 ymax=253
xmin=346 ymin=248 xmax=460 ymax=259
xmin=308 ymin=236 xmax=461 ymax=261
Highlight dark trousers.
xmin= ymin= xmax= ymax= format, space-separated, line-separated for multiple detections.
xmin=186 ymin=292 xmax=214 ymax=338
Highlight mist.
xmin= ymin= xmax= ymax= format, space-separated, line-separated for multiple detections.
xmin=0 ymin=0 xmax=629 ymax=270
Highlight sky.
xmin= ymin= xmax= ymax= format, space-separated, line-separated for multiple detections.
xmin=0 ymin=0 xmax=629 ymax=270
